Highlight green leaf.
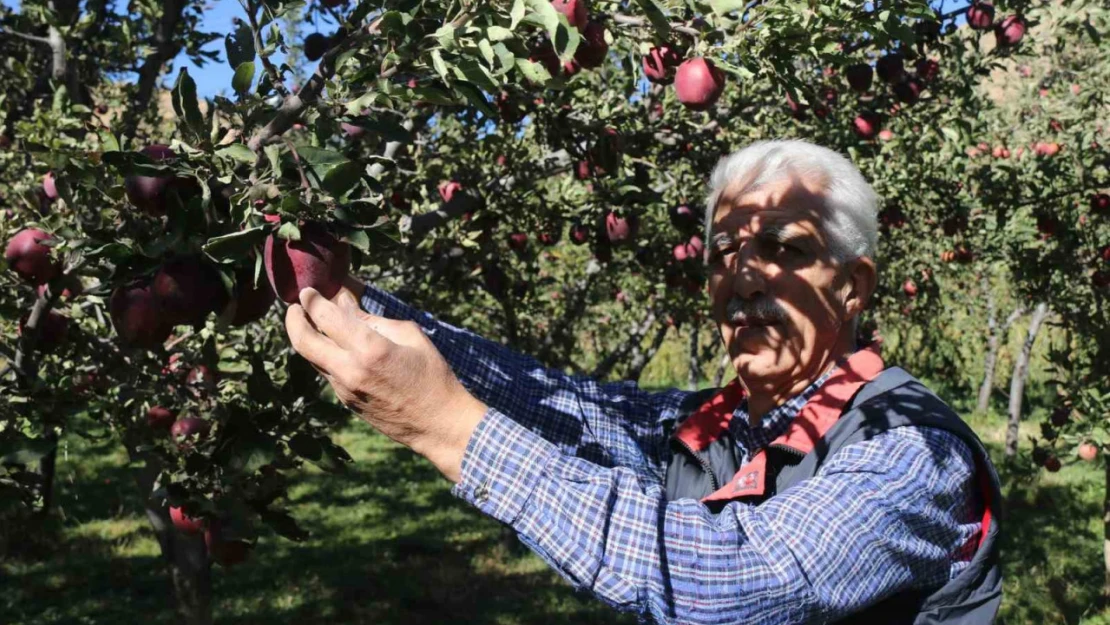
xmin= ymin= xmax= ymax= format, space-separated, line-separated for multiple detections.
xmin=411 ymin=85 xmax=459 ymax=106
xmin=710 ymin=0 xmax=747 ymax=15
xmin=216 ymin=144 xmax=256 ymax=163
xmin=342 ymin=229 xmax=370 ymax=252
xmin=232 ymin=62 xmax=256 ymax=95
xmin=203 ymin=226 xmax=269 ymax=261
xmin=430 ymin=49 xmax=450 ymax=82
xmin=172 ymin=68 xmax=205 ymax=137
xmin=453 ymin=58 xmax=499 ymax=93
xmin=296 ymin=146 xmax=349 ymax=172
xmin=322 ymin=161 xmax=363 ymax=197
xmin=478 ymin=39 xmax=496 ymax=67
xmin=97 ymin=129 xmax=119 ymax=153
xmin=488 ymin=26 xmax=515 ymax=41
xmin=510 ymin=0 xmax=526 ymax=29
xmin=225 ymin=21 xmax=255 ymax=69
xmin=633 ymin=0 xmax=671 ymax=37
xmin=277 ymin=222 xmax=302 ymax=241
xmin=435 ymin=24 xmax=457 ymax=51
xmin=516 ymin=58 xmax=552 ymax=84
xmin=453 ymin=81 xmax=498 ymax=119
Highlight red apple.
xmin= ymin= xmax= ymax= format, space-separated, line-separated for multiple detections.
xmin=1079 ymin=443 xmax=1099 ymax=462
xmin=304 ymin=32 xmax=328 ymax=61
xmin=538 ymin=224 xmax=562 ymax=246
xmin=1089 ymin=193 xmax=1109 ymax=215
xmin=42 ymin=172 xmax=58 ymax=201
xmin=603 ymin=211 xmax=637 ymax=245
xmin=570 ymin=223 xmax=590 ymax=245
xmin=876 ymin=54 xmax=905 ymax=84
xmin=1036 ymin=214 xmax=1057 ymax=236
xmin=508 ymin=232 xmax=529 ymax=251
xmin=786 ymin=93 xmax=808 ymax=120
xmin=903 ymin=280 xmax=918 ymax=297
xmin=341 ymin=122 xmax=366 ymax=139
xmin=852 ymin=112 xmax=882 ymax=140
xmin=147 ymin=406 xmax=176 ymax=432
xmin=669 ymin=204 xmax=699 ymax=232
xmin=878 ymin=129 xmax=895 ymax=142
xmin=125 ymin=144 xmax=181 ymax=215
xmin=673 ymin=235 xmax=704 ymax=262
xmin=264 ymin=222 xmax=351 ymax=303
xmin=530 ymin=40 xmax=561 ymax=77
xmin=892 ymin=77 xmax=923 ymax=104
xmin=110 ymin=282 xmax=173 ymax=348
xmin=995 ymin=15 xmax=1025 ymax=47
xmin=5 ymin=228 xmax=60 ymax=284
xmin=438 ymin=180 xmax=463 ymax=203
xmin=674 ymin=58 xmax=725 ymax=111
xmin=1094 ymin=271 xmax=1110 ymax=289
xmin=169 ymin=506 xmax=205 ymax=534
xmin=153 ymin=256 xmax=229 ymax=328
xmin=845 ymin=63 xmax=873 ymax=92
xmin=1033 ymin=142 xmax=1060 ymax=157
xmin=205 ymin=522 xmax=251 ymax=567
xmin=643 ymin=45 xmax=681 ymax=84
xmin=1043 ymin=455 xmax=1061 ymax=472
xmin=573 ymin=21 xmax=608 ymax=69
xmin=1100 ymin=245 xmax=1110 ymax=263
xmin=915 ymin=58 xmax=940 ymax=82
xmin=226 ymin=263 xmax=277 ymax=326
xmin=550 ymin=0 xmax=587 ymax=30
xmin=967 ymin=2 xmax=995 ymax=30
xmin=171 ymin=417 xmax=211 ymax=449
xmin=18 ymin=310 xmax=69 ymax=349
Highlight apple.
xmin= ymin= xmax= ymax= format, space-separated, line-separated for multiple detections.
xmin=264 ymin=222 xmax=351 ymax=303
xmin=36 ymin=280 xmax=77 ymax=300
xmin=124 ymin=144 xmax=182 ymax=215
xmin=673 ymin=235 xmax=704 ymax=262
xmin=5 ymin=228 xmax=60 ymax=284
xmin=845 ymin=63 xmax=873 ymax=92
xmin=570 ymin=223 xmax=590 ymax=245
xmin=42 ymin=172 xmax=58 ymax=201
xmin=1036 ymin=215 xmax=1056 ymax=236
xmin=967 ymin=2 xmax=995 ymax=30
xmin=669 ymin=204 xmax=699 ymax=232
xmin=602 ymin=211 xmax=637 ymax=245
xmin=995 ymin=15 xmax=1025 ymax=47
xmin=226 ymin=263 xmax=277 ymax=326
xmin=205 ymin=522 xmax=251 ymax=567
xmin=575 ymin=160 xmax=593 ymax=180
xmin=110 ymin=282 xmax=173 ymax=348
xmin=674 ymin=58 xmax=725 ymax=111
xmin=530 ymin=40 xmax=561 ymax=78
xmin=878 ymin=129 xmax=895 ymax=142
xmin=852 ymin=112 xmax=882 ymax=140
xmin=915 ymin=58 xmax=940 ymax=82
xmin=1049 ymin=119 xmax=1063 ymax=133
xmin=171 ymin=417 xmax=211 ymax=449
xmin=1099 ymin=245 xmax=1110 ymax=263
xmin=786 ymin=92 xmax=808 ymax=120
xmin=147 ymin=406 xmax=176 ymax=432
xmin=508 ymin=232 xmax=529 ymax=251
xmin=1094 ymin=271 xmax=1110 ymax=289
xmin=642 ymin=45 xmax=681 ymax=84
xmin=1033 ymin=142 xmax=1060 ymax=157
xmin=18 ymin=310 xmax=69 ymax=349
xmin=538 ymin=224 xmax=562 ymax=246
xmin=892 ymin=77 xmax=923 ymax=104
xmin=1079 ymin=443 xmax=1099 ymax=462
xmin=153 ymin=256 xmax=229 ymax=328
xmin=341 ymin=122 xmax=366 ymax=139
xmin=304 ymin=33 xmax=328 ymax=61
xmin=169 ymin=506 xmax=205 ymax=534
xmin=438 ymin=180 xmax=463 ymax=203
xmin=903 ymin=280 xmax=918 ymax=297
xmin=875 ymin=54 xmax=905 ymax=84
xmin=1043 ymin=455 xmax=1061 ymax=472
xmin=1089 ymin=193 xmax=1109 ymax=215
xmin=550 ymin=0 xmax=587 ymax=30
xmin=573 ymin=21 xmax=608 ymax=69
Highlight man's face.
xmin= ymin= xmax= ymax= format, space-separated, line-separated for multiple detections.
xmin=706 ymin=174 xmax=864 ymax=395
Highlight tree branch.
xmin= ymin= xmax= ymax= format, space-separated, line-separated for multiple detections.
xmin=239 ymin=0 xmax=289 ymax=98
xmin=591 ymin=307 xmax=659 ymax=380
xmin=120 ymin=0 xmax=187 ymax=139
xmin=0 ymin=28 xmax=51 ymax=45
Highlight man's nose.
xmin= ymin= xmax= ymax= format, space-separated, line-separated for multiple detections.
xmin=732 ymin=248 xmax=767 ymax=301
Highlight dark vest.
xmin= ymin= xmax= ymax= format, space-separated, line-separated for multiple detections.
xmin=663 ymin=367 xmax=1002 ymax=625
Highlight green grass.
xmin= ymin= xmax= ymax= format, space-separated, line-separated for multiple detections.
xmin=3 ymin=399 xmax=1109 ymax=624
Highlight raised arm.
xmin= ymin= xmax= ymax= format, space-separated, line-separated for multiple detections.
xmin=336 ymin=276 xmax=690 ymax=473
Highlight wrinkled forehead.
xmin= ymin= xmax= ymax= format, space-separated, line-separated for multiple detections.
xmin=710 ymin=173 xmax=830 ymax=236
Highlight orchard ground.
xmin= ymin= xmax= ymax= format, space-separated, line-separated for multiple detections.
xmin=1 ymin=375 xmax=1104 ymax=625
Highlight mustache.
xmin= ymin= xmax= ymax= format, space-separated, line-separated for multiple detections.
xmin=726 ymin=297 xmax=788 ymax=325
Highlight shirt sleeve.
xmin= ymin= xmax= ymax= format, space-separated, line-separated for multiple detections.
xmin=358 ymin=282 xmax=689 ymax=472
xmin=453 ymin=409 xmax=983 ymax=625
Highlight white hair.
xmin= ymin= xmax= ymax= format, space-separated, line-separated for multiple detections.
xmin=703 ymin=140 xmax=880 ymax=262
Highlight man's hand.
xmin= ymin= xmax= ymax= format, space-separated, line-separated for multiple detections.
xmin=285 ymin=286 xmax=488 ymax=483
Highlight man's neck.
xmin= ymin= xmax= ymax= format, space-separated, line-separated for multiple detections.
xmin=744 ymin=341 xmax=857 ymax=426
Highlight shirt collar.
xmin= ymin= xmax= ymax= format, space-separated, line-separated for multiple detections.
xmin=728 ymin=366 xmax=837 ymax=453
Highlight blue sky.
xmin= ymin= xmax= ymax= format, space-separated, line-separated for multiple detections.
xmin=3 ymin=0 xmax=972 ymax=98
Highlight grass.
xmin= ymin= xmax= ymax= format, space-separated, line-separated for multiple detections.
xmin=2 ymin=390 xmax=1109 ymax=624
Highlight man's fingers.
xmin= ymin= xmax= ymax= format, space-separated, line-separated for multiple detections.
xmin=299 ymin=287 xmax=377 ymax=351
xmin=285 ymin=303 xmax=346 ymax=374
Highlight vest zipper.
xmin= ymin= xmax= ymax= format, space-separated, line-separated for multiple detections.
xmin=676 ymin=437 xmax=720 ymax=491
xmin=767 ymin=443 xmax=806 ymax=459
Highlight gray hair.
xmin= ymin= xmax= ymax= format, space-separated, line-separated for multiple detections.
xmin=703 ymin=140 xmax=880 ymax=263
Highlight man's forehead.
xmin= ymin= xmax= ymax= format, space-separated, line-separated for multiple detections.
xmin=711 ymin=174 xmax=827 ymax=235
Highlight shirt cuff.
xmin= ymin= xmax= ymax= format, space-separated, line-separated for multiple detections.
xmin=451 ymin=406 xmax=560 ymax=526
xmin=358 ymin=282 xmax=418 ymax=321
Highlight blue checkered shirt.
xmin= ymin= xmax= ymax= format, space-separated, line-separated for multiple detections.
xmin=359 ymin=283 xmax=983 ymax=624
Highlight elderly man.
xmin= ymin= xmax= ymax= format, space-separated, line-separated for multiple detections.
xmin=285 ymin=140 xmax=1002 ymax=624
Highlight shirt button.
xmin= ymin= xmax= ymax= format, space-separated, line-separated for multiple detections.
xmin=474 ymin=484 xmax=490 ymax=503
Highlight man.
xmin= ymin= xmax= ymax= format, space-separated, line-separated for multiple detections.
xmin=285 ymin=139 xmax=1002 ymax=624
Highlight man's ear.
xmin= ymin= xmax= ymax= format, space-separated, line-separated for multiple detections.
xmin=843 ymin=256 xmax=877 ymax=320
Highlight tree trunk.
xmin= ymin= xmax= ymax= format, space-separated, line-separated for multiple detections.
xmin=1104 ymin=460 xmax=1110 ymax=598
xmin=130 ymin=446 xmax=213 ymax=624
xmin=713 ymin=351 xmax=731 ymax=388
xmin=627 ymin=323 xmax=670 ymax=383
xmin=977 ymin=302 xmax=1025 ymax=413
xmin=36 ymin=430 xmax=58 ymax=517
xmin=687 ymin=322 xmax=700 ymax=391
xmin=1004 ymin=302 xmax=1049 ymax=457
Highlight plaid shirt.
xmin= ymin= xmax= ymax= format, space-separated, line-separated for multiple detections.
xmin=360 ymin=284 xmax=983 ymax=624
